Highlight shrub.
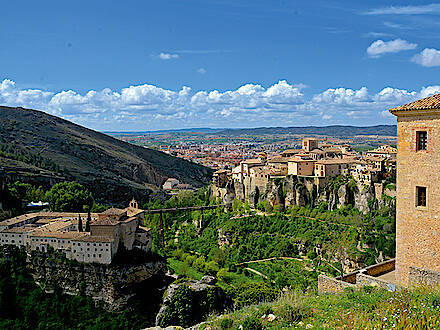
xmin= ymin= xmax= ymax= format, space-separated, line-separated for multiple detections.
xmin=193 ymin=256 xmax=206 ymax=272
xmin=220 ymin=317 xmax=234 ymax=329
xmin=205 ymin=261 xmax=219 ymax=275
xmin=217 ymin=268 xmax=232 ymax=283
xmin=241 ymin=315 xmax=263 ymax=330
xmin=233 ymin=282 xmax=279 ymax=307
xmin=185 ymin=255 xmax=197 ymax=267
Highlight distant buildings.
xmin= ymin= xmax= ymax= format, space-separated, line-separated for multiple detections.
xmin=213 ymin=136 xmax=397 ymax=202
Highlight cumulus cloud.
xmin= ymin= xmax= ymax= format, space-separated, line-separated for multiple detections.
xmin=367 ymin=39 xmax=417 ymax=57
xmin=1 ymin=78 xmax=440 ymax=130
xmin=197 ymin=68 xmax=207 ymax=74
xmin=157 ymin=52 xmax=179 ymax=60
xmin=364 ymin=4 xmax=440 ymax=15
xmin=412 ymin=48 xmax=440 ymax=67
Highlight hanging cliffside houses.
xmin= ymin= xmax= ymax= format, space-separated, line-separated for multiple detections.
xmin=212 ymin=137 xmax=396 ymax=203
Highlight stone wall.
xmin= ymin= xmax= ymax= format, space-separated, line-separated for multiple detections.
xmin=317 ymin=274 xmax=356 ymax=294
xmin=409 ymin=266 xmax=440 ymax=287
xmin=395 ymin=113 xmax=440 ymax=285
xmin=355 ymin=273 xmax=400 ymax=292
xmin=364 ymin=259 xmax=395 ymax=277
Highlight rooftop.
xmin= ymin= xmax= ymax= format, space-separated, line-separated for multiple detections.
xmin=389 ymin=93 xmax=440 ymax=113
xmin=91 ymin=218 xmax=120 ymax=226
xmin=316 ymin=158 xmax=357 ymax=165
xmin=101 ymin=208 xmax=127 ymax=216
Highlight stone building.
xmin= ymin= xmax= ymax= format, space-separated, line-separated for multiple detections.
xmin=0 ymin=201 xmax=151 ymax=265
xmin=318 ymin=93 xmax=440 ymax=293
xmin=390 ymin=93 xmax=440 ymax=285
xmin=302 ymin=138 xmax=319 ymax=152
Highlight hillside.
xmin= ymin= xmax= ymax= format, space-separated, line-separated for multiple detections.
xmin=0 ymin=106 xmax=213 ymax=204
xmin=219 ymin=125 xmax=397 ymax=136
xmin=200 ymin=287 xmax=440 ymax=329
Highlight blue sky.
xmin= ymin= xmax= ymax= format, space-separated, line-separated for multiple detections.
xmin=1 ymin=0 xmax=439 ymax=131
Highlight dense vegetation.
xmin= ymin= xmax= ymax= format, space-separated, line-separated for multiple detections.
xmin=145 ymin=188 xmax=396 ymax=311
xmin=1 ymin=181 xmax=108 ymax=220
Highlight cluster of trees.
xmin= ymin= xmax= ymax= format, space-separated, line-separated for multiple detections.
xmin=4 ymin=181 xmax=110 ymax=214
xmin=0 ymin=142 xmax=62 ymax=174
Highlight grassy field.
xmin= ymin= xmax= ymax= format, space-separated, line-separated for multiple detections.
xmin=202 ymin=287 xmax=440 ymax=329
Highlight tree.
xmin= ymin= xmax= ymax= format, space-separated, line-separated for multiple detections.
xmin=325 ymin=230 xmax=357 ymax=277
xmin=85 ymin=211 xmax=91 ymax=232
xmin=78 ymin=214 xmax=83 ymax=232
xmin=45 ymin=182 xmax=93 ymax=212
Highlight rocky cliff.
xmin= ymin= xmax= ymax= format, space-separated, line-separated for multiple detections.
xmin=27 ymin=250 xmax=166 ymax=311
xmin=226 ymin=175 xmax=395 ymax=213
xmin=156 ymin=276 xmax=232 ymax=328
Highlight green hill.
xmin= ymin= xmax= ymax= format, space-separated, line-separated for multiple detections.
xmin=0 ymin=106 xmax=213 ymax=204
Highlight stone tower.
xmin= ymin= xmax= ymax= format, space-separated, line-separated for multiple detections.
xmin=390 ymin=93 xmax=440 ymax=285
xmin=302 ymin=138 xmax=319 ymax=152
xmin=129 ymin=198 xmax=139 ymax=209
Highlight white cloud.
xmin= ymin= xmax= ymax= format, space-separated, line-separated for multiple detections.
xmin=157 ymin=52 xmax=179 ymax=60
xmin=365 ymin=4 xmax=440 ymax=15
xmin=364 ymin=32 xmax=394 ymax=38
xmin=367 ymin=39 xmax=417 ymax=57
xmin=2 ymin=78 xmax=440 ymax=130
xmin=412 ymin=48 xmax=440 ymax=67
xmin=197 ymin=68 xmax=207 ymax=74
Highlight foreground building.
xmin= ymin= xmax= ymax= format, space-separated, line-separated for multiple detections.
xmin=319 ymin=93 xmax=440 ymax=293
xmin=0 ymin=199 xmax=152 ymax=264
xmin=390 ymin=93 xmax=440 ymax=285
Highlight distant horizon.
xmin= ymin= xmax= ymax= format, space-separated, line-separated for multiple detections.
xmin=103 ymin=123 xmax=397 ymax=134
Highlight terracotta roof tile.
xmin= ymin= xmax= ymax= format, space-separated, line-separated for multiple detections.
xmin=389 ymin=93 xmax=440 ymax=113
xmin=91 ymin=218 xmax=119 ymax=226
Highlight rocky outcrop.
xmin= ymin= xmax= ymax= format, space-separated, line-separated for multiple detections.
xmin=27 ymin=251 xmax=166 ymax=311
xmin=156 ymin=276 xmax=232 ymax=328
xmin=221 ymin=175 xmax=384 ymax=214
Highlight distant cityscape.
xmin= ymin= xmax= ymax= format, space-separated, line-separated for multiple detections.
xmin=114 ymin=131 xmax=396 ymax=170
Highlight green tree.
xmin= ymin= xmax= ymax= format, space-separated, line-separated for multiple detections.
xmin=45 ymin=182 xmax=93 ymax=212
xmin=78 ymin=214 xmax=83 ymax=232
xmin=85 ymin=211 xmax=91 ymax=232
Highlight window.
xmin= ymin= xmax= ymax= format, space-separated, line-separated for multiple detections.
xmin=416 ymin=186 xmax=427 ymax=207
xmin=416 ymin=131 xmax=427 ymax=151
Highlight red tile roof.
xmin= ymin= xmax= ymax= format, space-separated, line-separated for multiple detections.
xmin=389 ymin=93 xmax=440 ymax=113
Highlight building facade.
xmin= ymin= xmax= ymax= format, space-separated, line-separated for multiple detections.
xmin=0 ymin=200 xmax=151 ymax=265
xmin=390 ymin=93 xmax=440 ymax=285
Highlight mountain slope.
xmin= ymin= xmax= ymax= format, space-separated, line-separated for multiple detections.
xmin=0 ymin=106 xmax=213 ymax=204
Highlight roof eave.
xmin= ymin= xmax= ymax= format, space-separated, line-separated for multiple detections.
xmin=389 ymin=108 xmax=440 ymax=116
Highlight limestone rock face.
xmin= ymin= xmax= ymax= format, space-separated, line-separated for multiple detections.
xmin=221 ymin=174 xmax=382 ymax=214
xmin=28 ymin=251 xmax=166 ymax=311
xmin=354 ymin=184 xmax=374 ymax=213
xmin=156 ymin=276 xmax=232 ymax=328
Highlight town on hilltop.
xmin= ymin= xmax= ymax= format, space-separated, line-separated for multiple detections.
xmin=212 ymin=138 xmax=396 ymax=204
